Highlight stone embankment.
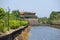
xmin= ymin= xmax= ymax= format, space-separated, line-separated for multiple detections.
xmin=0 ymin=25 xmax=31 ymax=40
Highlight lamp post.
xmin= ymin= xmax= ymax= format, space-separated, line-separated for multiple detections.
xmin=7 ymin=7 xmax=10 ymax=31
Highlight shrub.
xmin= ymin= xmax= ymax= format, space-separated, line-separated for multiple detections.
xmin=9 ymin=20 xmax=20 ymax=29
xmin=0 ymin=23 xmax=4 ymax=32
xmin=2 ymin=26 xmax=8 ymax=32
xmin=0 ymin=20 xmax=8 ymax=32
xmin=20 ymin=20 xmax=29 ymax=26
xmin=9 ymin=20 xmax=29 ymax=29
xmin=0 ymin=19 xmax=29 ymax=32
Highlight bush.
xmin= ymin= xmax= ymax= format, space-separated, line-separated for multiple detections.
xmin=0 ymin=23 xmax=4 ymax=32
xmin=20 ymin=20 xmax=29 ymax=26
xmin=2 ymin=26 xmax=8 ymax=32
xmin=0 ymin=19 xmax=4 ymax=23
xmin=0 ymin=20 xmax=8 ymax=32
xmin=0 ymin=26 xmax=8 ymax=32
xmin=0 ymin=19 xmax=29 ymax=32
xmin=0 ymin=8 xmax=29 ymax=33
xmin=9 ymin=20 xmax=29 ymax=29
xmin=9 ymin=20 xmax=20 ymax=29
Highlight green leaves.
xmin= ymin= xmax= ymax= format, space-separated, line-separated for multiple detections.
xmin=0 ymin=8 xmax=29 ymax=33
xmin=9 ymin=20 xmax=28 ymax=29
xmin=20 ymin=21 xmax=29 ymax=26
xmin=9 ymin=20 xmax=20 ymax=29
xmin=38 ymin=17 xmax=48 ymax=24
xmin=0 ymin=8 xmax=5 ymax=19
xmin=0 ymin=19 xmax=28 ymax=32
xmin=49 ymin=11 xmax=60 ymax=24
xmin=50 ymin=11 xmax=60 ymax=20
xmin=12 ymin=10 xmax=20 ymax=20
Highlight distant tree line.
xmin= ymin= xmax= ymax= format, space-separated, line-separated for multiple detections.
xmin=38 ymin=11 xmax=60 ymax=24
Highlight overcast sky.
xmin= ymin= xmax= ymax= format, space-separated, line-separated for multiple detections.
xmin=0 ymin=0 xmax=60 ymax=17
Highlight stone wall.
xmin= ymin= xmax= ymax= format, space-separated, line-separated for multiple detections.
xmin=0 ymin=25 xmax=31 ymax=40
xmin=25 ymin=19 xmax=40 ymax=25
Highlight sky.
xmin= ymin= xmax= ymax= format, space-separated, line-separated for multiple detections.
xmin=0 ymin=0 xmax=60 ymax=17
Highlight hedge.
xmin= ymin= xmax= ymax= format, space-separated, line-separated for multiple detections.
xmin=0 ymin=20 xmax=29 ymax=32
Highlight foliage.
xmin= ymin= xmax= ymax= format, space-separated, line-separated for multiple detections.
xmin=0 ymin=20 xmax=4 ymax=32
xmin=20 ymin=20 xmax=29 ymax=26
xmin=11 ymin=10 xmax=20 ymax=20
xmin=9 ymin=20 xmax=20 ymax=29
xmin=50 ymin=11 xmax=60 ymax=20
xmin=46 ymin=18 xmax=52 ymax=24
xmin=50 ymin=11 xmax=57 ymax=20
xmin=0 ymin=20 xmax=8 ymax=32
xmin=0 ymin=8 xmax=29 ymax=33
xmin=38 ymin=17 xmax=48 ymax=24
xmin=49 ymin=11 xmax=60 ymax=24
xmin=9 ymin=20 xmax=28 ymax=29
xmin=0 ymin=8 xmax=5 ymax=19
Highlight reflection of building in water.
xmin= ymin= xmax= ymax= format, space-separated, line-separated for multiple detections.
xmin=20 ymin=12 xmax=40 ymax=25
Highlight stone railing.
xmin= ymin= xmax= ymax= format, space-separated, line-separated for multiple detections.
xmin=0 ymin=25 xmax=31 ymax=40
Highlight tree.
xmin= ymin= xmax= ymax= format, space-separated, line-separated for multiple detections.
xmin=0 ymin=8 xmax=5 ymax=19
xmin=49 ymin=11 xmax=60 ymax=24
xmin=50 ymin=11 xmax=60 ymax=20
xmin=47 ymin=18 xmax=52 ymax=24
xmin=38 ymin=17 xmax=48 ymax=24
xmin=11 ymin=10 xmax=20 ymax=20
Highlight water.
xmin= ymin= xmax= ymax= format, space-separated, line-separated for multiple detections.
xmin=29 ymin=26 xmax=60 ymax=40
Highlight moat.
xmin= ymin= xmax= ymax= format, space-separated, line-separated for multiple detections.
xmin=29 ymin=26 xmax=60 ymax=40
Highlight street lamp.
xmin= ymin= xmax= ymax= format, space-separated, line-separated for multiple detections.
xmin=7 ymin=7 xmax=10 ymax=31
